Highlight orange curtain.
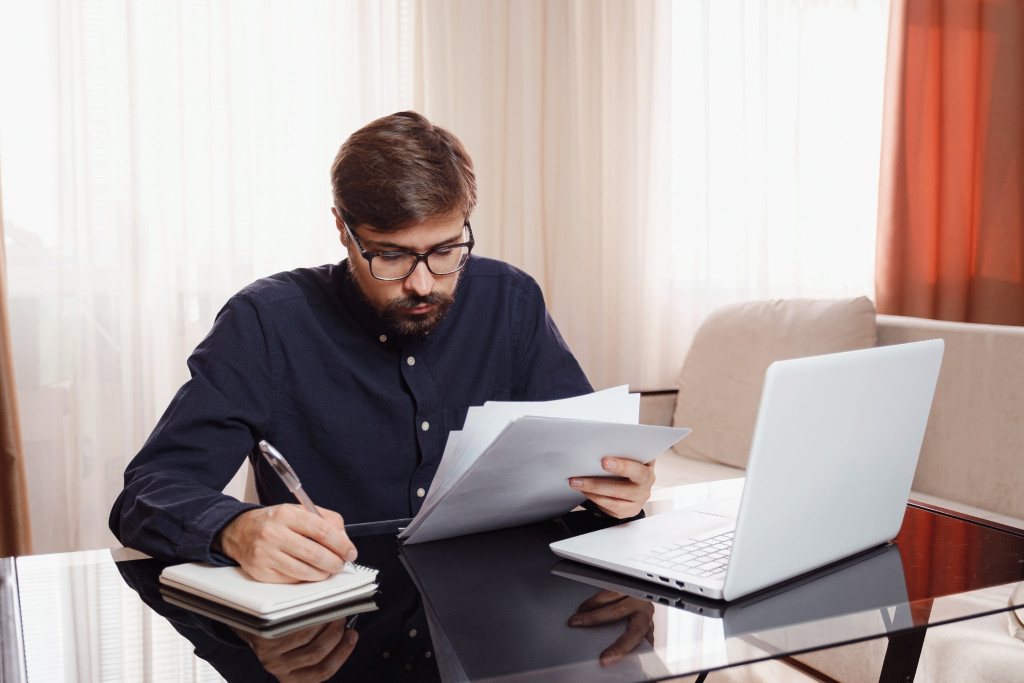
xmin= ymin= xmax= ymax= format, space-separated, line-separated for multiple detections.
xmin=0 ymin=157 xmax=33 ymax=557
xmin=876 ymin=0 xmax=1024 ymax=325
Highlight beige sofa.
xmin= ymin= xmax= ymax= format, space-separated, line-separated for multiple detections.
xmin=640 ymin=297 xmax=1024 ymax=682
xmin=644 ymin=297 xmax=1024 ymax=528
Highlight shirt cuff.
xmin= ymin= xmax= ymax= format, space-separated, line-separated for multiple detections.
xmin=580 ymin=499 xmax=646 ymax=523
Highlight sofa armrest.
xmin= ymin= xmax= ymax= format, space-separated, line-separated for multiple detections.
xmin=877 ymin=314 xmax=1024 ymax=522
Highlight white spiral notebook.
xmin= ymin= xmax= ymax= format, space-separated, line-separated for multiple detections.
xmin=159 ymin=560 xmax=378 ymax=622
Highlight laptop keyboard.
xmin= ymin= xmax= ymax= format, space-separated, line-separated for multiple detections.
xmin=629 ymin=530 xmax=734 ymax=578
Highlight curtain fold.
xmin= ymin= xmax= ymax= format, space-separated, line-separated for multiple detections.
xmin=876 ymin=0 xmax=1024 ymax=324
xmin=0 ymin=155 xmax=33 ymax=557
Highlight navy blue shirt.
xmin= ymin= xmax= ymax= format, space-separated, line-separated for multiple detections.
xmin=109 ymin=256 xmax=592 ymax=563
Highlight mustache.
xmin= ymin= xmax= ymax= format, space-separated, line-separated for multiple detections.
xmin=385 ymin=290 xmax=454 ymax=311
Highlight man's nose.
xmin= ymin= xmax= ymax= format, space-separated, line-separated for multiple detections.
xmin=403 ymin=260 xmax=435 ymax=297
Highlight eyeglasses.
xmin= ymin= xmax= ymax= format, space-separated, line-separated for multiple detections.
xmin=344 ymin=222 xmax=475 ymax=281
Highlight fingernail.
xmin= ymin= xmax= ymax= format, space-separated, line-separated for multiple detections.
xmin=600 ymin=651 xmax=619 ymax=665
xmin=569 ymin=479 xmax=583 ymax=489
xmin=346 ymin=549 xmax=358 ymax=562
xmin=345 ymin=629 xmax=359 ymax=645
xmin=603 ymin=459 xmax=617 ymax=472
xmin=569 ymin=616 xmax=583 ymax=626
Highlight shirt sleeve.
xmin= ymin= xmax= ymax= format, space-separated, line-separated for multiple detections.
xmin=508 ymin=274 xmax=593 ymax=400
xmin=108 ymin=295 xmax=271 ymax=563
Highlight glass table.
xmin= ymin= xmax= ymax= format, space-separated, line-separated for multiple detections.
xmin=2 ymin=480 xmax=1023 ymax=682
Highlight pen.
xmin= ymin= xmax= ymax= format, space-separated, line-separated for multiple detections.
xmin=258 ymin=439 xmax=322 ymax=518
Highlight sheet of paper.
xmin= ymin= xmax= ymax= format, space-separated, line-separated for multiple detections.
xmin=425 ymin=386 xmax=635 ymax=507
xmin=400 ymin=416 xmax=690 ymax=544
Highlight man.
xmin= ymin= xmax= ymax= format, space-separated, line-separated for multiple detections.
xmin=110 ymin=111 xmax=654 ymax=583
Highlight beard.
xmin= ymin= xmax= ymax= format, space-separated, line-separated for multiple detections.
xmin=347 ymin=259 xmax=462 ymax=336
xmin=379 ymin=290 xmax=455 ymax=336
xmin=348 ymin=264 xmax=458 ymax=336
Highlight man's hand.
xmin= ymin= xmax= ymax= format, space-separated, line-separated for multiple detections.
xmin=214 ymin=504 xmax=358 ymax=583
xmin=233 ymin=617 xmax=358 ymax=682
xmin=569 ymin=457 xmax=655 ymax=519
xmin=568 ymin=589 xmax=655 ymax=665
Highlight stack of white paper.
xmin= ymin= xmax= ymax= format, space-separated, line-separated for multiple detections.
xmin=398 ymin=387 xmax=690 ymax=544
xmin=159 ymin=561 xmax=378 ymax=622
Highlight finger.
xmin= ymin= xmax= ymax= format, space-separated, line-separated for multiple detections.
xmin=569 ymin=460 xmax=654 ymax=501
xmin=237 ymin=527 xmax=343 ymax=583
xmin=600 ymin=613 xmax=653 ymax=665
xmin=576 ymin=589 xmax=628 ymax=613
xmin=279 ymin=619 xmax=349 ymax=671
xmin=296 ymin=627 xmax=358 ymax=682
xmin=259 ymin=505 xmax=358 ymax=578
xmin=287 ymin=505 xmax=359 ymax=565
xmin=600 ymin=457 xmax=656 ymax=486
xmin=246 ymin=621 xmax=331 ymax=661
xmin=570 ymin=598 xmax=636 ymax=627
xmin=575 ymin=490 xmax=644 ymax=519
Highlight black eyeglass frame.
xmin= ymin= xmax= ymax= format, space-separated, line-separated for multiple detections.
xmin=344 ymin=222 xmax=475 ymax=281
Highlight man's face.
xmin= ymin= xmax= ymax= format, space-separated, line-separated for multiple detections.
xmin=335 ymin=210 xmax=468 ymax=336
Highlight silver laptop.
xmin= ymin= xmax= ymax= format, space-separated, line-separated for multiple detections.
xmin=550 ymin=339 xmax=944 ymax=602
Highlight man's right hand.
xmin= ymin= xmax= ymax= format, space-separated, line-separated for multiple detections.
xmin=214 ymin=504 xmax=358 ymax=583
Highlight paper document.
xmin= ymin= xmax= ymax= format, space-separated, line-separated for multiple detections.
xmin=399 ymin=387 xmax=690 ymax=544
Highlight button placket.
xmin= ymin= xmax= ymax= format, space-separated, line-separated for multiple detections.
xmin=399 ymin=339 xmax=442 ymax=512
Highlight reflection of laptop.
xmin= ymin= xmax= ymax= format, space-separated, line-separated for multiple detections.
xmin=550 ymin=340 xmax=944 ymax=602
xmin=551 ymin=542 xmax=911 ymax=635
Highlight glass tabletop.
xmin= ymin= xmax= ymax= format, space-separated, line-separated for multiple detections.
xmin=3 ymin=481 xmax=1023 ymax=682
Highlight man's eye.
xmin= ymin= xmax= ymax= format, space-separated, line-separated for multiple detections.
xmin=378 ymin=252 xmax=409 ymax=262
xmin=432 ymin=247 xmax=453 ymax=256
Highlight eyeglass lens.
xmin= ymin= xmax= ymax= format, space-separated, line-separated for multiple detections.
xmin=371 ymin=244 xmax=470 ymax=280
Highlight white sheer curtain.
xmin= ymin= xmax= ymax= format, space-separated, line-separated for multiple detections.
xmin=418 ymin=0 xmax=888 ymax=392
xmin=0 ymin=0 xmax=417 ymax=553
xmin=660 ymin=1 xmax=889 ymax=386
xmin=1 ymin=0 xmax=889 ymax=554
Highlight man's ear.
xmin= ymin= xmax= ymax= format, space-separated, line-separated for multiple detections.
xmin=332 ymin=207 xmax=348 ymax=245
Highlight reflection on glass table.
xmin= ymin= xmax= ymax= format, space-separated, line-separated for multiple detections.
xmin=2 ymin=481 xmax=1023 ymax=682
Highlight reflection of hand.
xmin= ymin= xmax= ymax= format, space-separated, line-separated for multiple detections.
xmin=232 ymin=618 xmax=358 ymax=682
xmin=568 ymin=589 xmax=655 ymax=666
xmin=214 ymin=504 xmax=358 ymax=583
xmin=569 ymin=457 xmax=656 ymax=518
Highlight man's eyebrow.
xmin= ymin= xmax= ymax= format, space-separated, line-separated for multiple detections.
xmin=361 ymin=230 xmax=466 ymax=252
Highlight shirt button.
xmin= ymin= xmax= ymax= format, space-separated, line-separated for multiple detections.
xmin=407 ymin=356 xmax=415 ymax=366
xmin=416 ymin=488 xmax=426 ymax=498
xmin=425 ymin=651 xmax=433 ymax=659
xmin=379 ymin=334 xmax=387 ymax=343
xmin=382 ymin=651 xmax=391 ymax=659
xmin=409 ymin=628 xmax=418 ymax=638
xmin=421 ymin=421 xmax=430 ymax=431
xmin=405 ymin=664 xmax=413 ymax=672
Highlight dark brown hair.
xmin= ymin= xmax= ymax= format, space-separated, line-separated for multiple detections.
xmin=330 ymin=111 xmax=477 ymax=232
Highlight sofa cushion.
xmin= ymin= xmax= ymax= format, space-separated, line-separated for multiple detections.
xmin=671 ymin=297 xmax=877 ymax=469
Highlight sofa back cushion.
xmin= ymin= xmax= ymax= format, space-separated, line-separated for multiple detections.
xmin=671 ymin=297 xmax=878 ymax=469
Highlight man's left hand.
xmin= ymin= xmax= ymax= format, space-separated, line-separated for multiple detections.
xmin=569 ymin=457 xmax=655 ymax=519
